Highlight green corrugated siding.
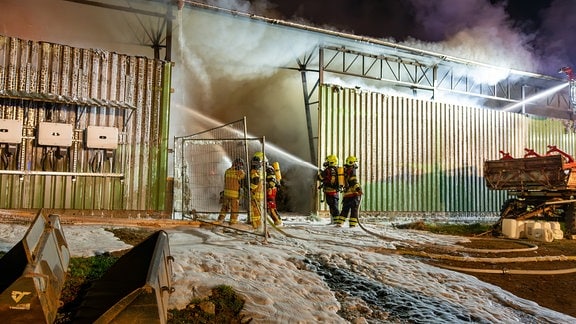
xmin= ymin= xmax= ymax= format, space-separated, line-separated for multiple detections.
xmin=0 ymin=35 xmax=171 ymax=211
xmin=318 ymin=84 xmax=576 ymax=214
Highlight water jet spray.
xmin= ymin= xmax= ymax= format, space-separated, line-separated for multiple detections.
xmin=503 ymin=83 xmax=569 ymax=112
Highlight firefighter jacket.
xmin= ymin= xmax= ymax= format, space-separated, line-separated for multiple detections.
xmin=250 ymin=167 xmax=264 ymax=200
xmin=342 ymin=166 xmax=362 ymax=198
xmin=318 ymin=166 xmax=339 ymax=196
xmin=222 ymin=167 xmax=246 ymax=199
xmin=266 ymin=167 xmax=280 ymax=189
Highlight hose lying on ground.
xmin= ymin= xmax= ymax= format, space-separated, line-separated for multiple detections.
xmin=196 ymin=218 xmax=265 ymax=238
xmin=435 ymin=264 xmax=576 ymax=275
xmin=356 ymin=216 xmax=576 ymax=276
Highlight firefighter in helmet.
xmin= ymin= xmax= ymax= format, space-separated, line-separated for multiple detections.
xmin=249 ymin=151 xmax=266 ymax=229
xmin=317 ymin=154 xmax=340 ymax=223
xmin=335 ymin=155 xmax=363 ymax=227
xmin=218 ymin=157 xmax=246 ymax=225
xmin=266 ymin=163 xmax=283 ymax=226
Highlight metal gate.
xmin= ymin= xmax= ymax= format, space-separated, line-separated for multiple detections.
xmin=173 ymin=118 xmax=267 ymax=224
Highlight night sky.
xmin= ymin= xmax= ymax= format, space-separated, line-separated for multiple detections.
xmin=256 ymin=0 xmax=574 ymax=76
xmin=264 ymin=0 xmax=552 ymax=40
xmin=294 ymin=0 xmax=551 ymax=36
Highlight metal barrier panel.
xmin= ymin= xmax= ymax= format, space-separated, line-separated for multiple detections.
xmin=174 ymin=118 xmax=248 ymax=218
xmin=180 ymin=137 xmax=267 ymax=229
xmin=182 ymin=138 xmax=251 ymax=215
xmin=173 ymin=117 xmax=271 ymax=234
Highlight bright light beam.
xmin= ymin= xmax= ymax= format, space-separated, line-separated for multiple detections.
xmin=503 ymin=83 xmax=569 ymax=112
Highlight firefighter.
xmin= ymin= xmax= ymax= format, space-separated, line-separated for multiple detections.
xmin=217 ymin=157 xmax=246 ymax=225
xmin=249 ymin=151 xmax=266 ymax=229
xmin=266 ymin=163 xmax=283 ymax=226
xmin=335 ymin=155 xmax=363 ymax=228
xmin=317 ymin=154 xmax=340 ymax=223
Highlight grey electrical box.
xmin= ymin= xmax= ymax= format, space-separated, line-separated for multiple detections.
xmin=0 ymin=119 xmax=23 ymax=144
xmin=85 ymin=126 xmax=119 ymax=150
xmin=38 ymin=122 xmax=73 ymax=147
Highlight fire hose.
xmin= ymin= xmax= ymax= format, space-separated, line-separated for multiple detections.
xmin=356 ymin=217 xmax=576 ymax=276
xmin=435 ymin=264 xmax=576 ymax=275
xmin=253 ymin=192 xmax=576 ymax=277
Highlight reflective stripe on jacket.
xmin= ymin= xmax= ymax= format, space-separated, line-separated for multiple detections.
xmin=343 ymin=166 xmax=361 ymax=198
xmin=223 ymin=168 xmax=245 ymax=199
xmin=250 ymin=168 xmax=264 ymax=200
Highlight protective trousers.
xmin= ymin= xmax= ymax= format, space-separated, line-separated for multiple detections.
xmin=218 ymin=197 xmax=240 ymax=224
xmin=324 ymin=193 xmax=340 ymax=223
xmin=250 ymin=197 xmax=262 ymax=229
xmin=335 ymin=195 xmax=361 ymax=227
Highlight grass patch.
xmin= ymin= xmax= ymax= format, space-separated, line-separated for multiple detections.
xmin=56 ymin=254 xmax=119 ymax=323
xmin=426 ymin=222 xmax=492 ymax=235
xmin=168 ymin=285 xmax=246 ymax=323
xmin=395 ymin=220 xmax=492 ymax=236
xmin=105 ymin=227 xmax=155 ymax=246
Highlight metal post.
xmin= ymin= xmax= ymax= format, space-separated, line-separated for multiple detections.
xmin=299 ymin=64 xmax=317 ymax=166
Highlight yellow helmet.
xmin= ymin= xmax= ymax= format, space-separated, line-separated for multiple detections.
xmin=325 ymin=154 xmax=338 ymax=166
xmin=252 ymin=151 xmax=267 ymax=169
xmin=345 ymin=155 xmax=358 ymax=166
xmin=253 ymin=151 xmax=267 ymax=162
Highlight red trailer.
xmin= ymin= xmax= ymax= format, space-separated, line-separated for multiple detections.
xmin=484 ymin=147 xmax=576 ymax=237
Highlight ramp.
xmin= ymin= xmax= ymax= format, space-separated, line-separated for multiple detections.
xmin=0 ymin=210 xmax=70 ymax=323
xmin=72 ymin=230 xmax=174 ymax=324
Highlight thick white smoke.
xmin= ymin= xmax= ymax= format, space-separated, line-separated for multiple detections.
xmin=402 ymin=0 xmax=576 ymax=77
xmin=245 ymin=0 xmax=575 ymax=77
xmin=406 ymin=0 xmax=536 ymax=71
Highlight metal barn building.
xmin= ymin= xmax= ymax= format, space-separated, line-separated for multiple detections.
xmin=0 ymin=0 xmax=573 ymax=220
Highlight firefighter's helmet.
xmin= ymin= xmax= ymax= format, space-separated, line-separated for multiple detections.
xmin=325 ymin=154 xmax=338 ymax=166
xmin=253 ymin=151 xmax=267 ymax=162
xmin=252 ymin=151 xmax=267 ymax=169
xmin=232 ymin=158 xmax=245 ymax=169
xmin=345 ymin=155 xmax=358 ymax=167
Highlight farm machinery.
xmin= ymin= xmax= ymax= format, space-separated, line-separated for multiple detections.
xmin=484 ymin=145 xmax=576 ymax=239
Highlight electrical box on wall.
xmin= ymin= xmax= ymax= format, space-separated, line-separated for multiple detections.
xmin=38 ymin=122 xmax=73 ymax=147
xmin=85 ymin=126 xmax=119 ymax=150
xmin=0 ymin=119 xmax=23 ymax=144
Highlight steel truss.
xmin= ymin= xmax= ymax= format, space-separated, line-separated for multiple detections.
xmin=319 ymin=46 xmax=570 ymax=114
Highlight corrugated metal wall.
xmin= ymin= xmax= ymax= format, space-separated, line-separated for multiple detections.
xmin=319 ymin=84 xmax=576 ymax=215
xmin=0 ymin=35 xmax=171 ymax=212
